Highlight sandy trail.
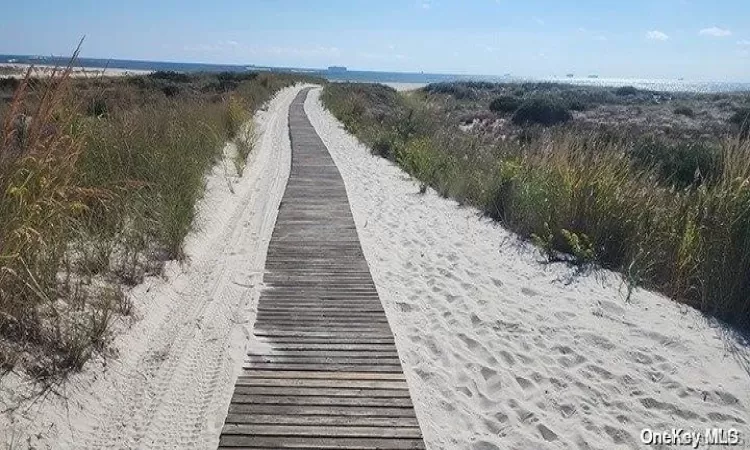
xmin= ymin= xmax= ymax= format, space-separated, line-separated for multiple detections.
xmin=305 ymin=88 xmax=750 ymax=450
xmin=1 ymin=84 xmax=307 ymax=449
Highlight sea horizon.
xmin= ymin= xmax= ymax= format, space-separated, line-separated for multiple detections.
xmin=2 ymin=53 xmax=750 ymax=93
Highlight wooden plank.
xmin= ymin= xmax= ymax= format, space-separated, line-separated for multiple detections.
xmin=234 ymin=378 xmax=408 ymax=390
xmin=238 ymin=370 xmax=406 ymax=380
xmin=219 ymin=436 xmax=425 ymax=449
xmin=221 ymin=424 xmax=423 ymax=438
xmin=223 ymin=414 xmax=419 ymax=427
xmin=232 ymin=386 xmax=411 ymax=398
xmin=228 ymin=404 xmax=416 ymax=418
xmin=248 ymin=351 xmax=399 ymax=358
xmin=241 ymin=363 xmax=405 ymax=373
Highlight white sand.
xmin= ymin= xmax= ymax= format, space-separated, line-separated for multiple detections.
xmin=3 ymin=84 xmax=748 ymax=450
xmin=0 ymin=63 xmax=151 ymax=78
xmin=0 ymin=84 xmax=308 ymax=449
xmin=304 ymin=88 xmax=750 ymax=449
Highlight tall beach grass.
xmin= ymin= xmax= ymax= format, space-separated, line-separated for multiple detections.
xmin=0 ymin=62 xmax=322 ymax=381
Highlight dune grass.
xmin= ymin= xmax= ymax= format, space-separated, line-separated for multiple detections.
xmin=322 ymin=82 xmax=750 ymax=328
xmin=0 ymin=63 xmax=322 ymax=382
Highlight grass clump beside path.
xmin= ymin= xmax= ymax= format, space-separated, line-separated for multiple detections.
xmin=322 ymin=82 xmax=750 ymax=328
xmin=0 ymin=60 xmax=322 ymax=382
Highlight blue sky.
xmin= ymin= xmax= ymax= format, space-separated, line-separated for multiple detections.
xmin=2 ymin=0 xmax=749 ymax=80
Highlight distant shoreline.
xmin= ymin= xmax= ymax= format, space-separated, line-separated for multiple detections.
xmin=0 ymin=62 xmax=151 ymax=78
xmin=2 ymin=54 xmax=750 ymax=93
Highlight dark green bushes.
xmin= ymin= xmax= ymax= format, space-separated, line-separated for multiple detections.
xmin=149 ymin=70 xmax=192 ymax=83
xmin=512 ymin=98 xmax=573 ymax=126
xmin=674 ymin=105 xmax=695 ymax=117
xmin=489 ymin=95 xmax=522 ymax=113
xmin=730 ymin=107 xmax=750 ymax=138
xmin=615 ymin=86 xmax=639 ymax=96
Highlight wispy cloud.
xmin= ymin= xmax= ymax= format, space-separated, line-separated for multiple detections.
xmin=738 ymin=40 xmax=750 ymax=46
xmin=533 ymin=17 xmax=545 ymax=26
xmin=421 ymin=0 xmax=431 ymax=10
xmin=699 ymin=27 xmax=731 ymax=37
xmin=646 ymin=30 xmax=669 ymax=41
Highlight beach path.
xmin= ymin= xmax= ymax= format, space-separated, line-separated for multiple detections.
xmin=217 ymin=88 xmax=426 ymax=449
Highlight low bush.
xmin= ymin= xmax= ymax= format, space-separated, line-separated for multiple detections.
xmin=512 ymin=98 xmax=572 ymax=126
xmin=730 ymin=107 xmax=750 ymax=138
xmin=674 ymin=105 xmax=695 ymax=117
xmin=489 ymin=95 xmax=522 ymax=113
xmin=149 ymin=70 xmax=192 ymax=83
xmin=614 ymin=86 xmax=639 ymax=96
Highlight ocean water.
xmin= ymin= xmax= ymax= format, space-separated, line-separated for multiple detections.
xmin=2 ymin=54 xmax=749 ymax=94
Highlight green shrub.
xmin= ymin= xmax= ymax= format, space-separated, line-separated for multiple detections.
xmin=149 ymin=70 xmax=192 ymax=83
xmin=674 ymin=105 xmax=695 ymax=117
xmin=161 ymin=84 xmax=180 ymax=97
xmin=86 ymin=97 xmax=108 ymax=117
xmin=489 ymin=95 xmax=522 ymax=113
xmin=730 ymin=107 xmax=750 ymax=138
xmin=512 ymin=98 xmax=573 ymax=126
xmin=614 ymin=86 xmax=638 ymax=96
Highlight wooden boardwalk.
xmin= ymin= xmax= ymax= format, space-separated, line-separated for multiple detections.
xmin=218 ymin=88 xmax=426 ymax=449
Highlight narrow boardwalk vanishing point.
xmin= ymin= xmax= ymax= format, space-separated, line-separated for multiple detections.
xmin=218 ymin=88 xmax=426 ymax=449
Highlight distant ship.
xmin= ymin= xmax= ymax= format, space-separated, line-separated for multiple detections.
xmin=587 ymin=74 xmax=599 ymax=79
xmin=566 ymin=73 xmax=575 ymax=78
xmin=327 ymin=66 xmax=347 ymax=73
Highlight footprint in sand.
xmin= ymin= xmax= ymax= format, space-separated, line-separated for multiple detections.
xmin=498 ymin=350 xmax=516 ymax=366
xmin=521 ymin=286 xmax=540 ymax=297
xmin=471 ymin=442 xmax=500 ymax=450
xmin=538 ymin=424 xmax=559 ymax=442
xmin=396 ymin=301 xmax=416 ymax=313
xmin=515 ymin=376 xmax=534 ymax=390
xmin=480 ymin=366 xmax=498 ymax=381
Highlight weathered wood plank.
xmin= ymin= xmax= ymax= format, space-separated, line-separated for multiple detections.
xmin=234 ymin=378 xmax=408 ymax=389
xmin=221 ymin=424 xmax=423 ymax=438
xmin=223 ymin=414 xmax=419 ymax=427
xmin=232 ymin=386 xmax=411 ymax=398
xmin=219 ymin=436 xmax=425 ymax=449
xmin=239 ymin=370 xmax=406 ymax=380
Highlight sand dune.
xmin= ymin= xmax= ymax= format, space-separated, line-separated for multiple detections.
xmin=305 ymin=88 xmax=750 ymax=450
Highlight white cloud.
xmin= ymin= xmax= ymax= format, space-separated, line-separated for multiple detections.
xmin=646 ymin=30 xmax=669 ymax=41
xmin=699 ymin=27 xmax=731 ymax=37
